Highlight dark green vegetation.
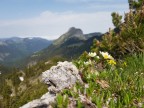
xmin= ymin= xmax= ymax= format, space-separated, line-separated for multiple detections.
xmin=0 ymin=37 xmax=52 ymax=67
xmin=0 ymin=0 xmax=144 ymax=107
xmin=0 ymin=57 xmax=65 ymax=108
xmin=92 ymin=1 xmax=144 ymax=58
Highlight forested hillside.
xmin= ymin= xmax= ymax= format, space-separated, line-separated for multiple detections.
xmin=0 ymin=37 xmax=52 ymax=67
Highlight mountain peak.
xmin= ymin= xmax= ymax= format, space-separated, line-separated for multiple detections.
xmin=53 ymin=27 xmax=85 ymax=45
xmin=67 ymin=27 xmax=83 ymax=36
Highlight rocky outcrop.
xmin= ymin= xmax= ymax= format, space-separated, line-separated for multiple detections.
xmin=20 ymin=61 xmax=83 ymax=108
xmin=42 ymin=61 xmax=83 ymax=93
xmin=20 ymin=92 xmax=55 ymax=108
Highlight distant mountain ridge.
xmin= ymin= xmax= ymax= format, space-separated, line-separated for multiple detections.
xmin=28 ymin=27 xmax=102 ymax=64
xmin=0 ymin=37 xmax=52 ymax=66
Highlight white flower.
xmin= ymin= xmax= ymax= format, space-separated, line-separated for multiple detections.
xmin=88 ymin=52 xmax=97 ymax=57
xmin=19 ymin=77 xmax=24 ymax=82
xmin=135 ymin=72 xmax=138 ymax=74
xmin=84 ymin=60 xmax=92 ymax=65
xmin=100 ymin=51 xmax=114 ymax=60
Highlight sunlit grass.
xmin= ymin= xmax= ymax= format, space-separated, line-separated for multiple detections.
xmin=55 ymin=53 xmax=144 ymax=108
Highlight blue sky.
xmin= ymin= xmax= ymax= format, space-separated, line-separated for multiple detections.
xmin=0 ymin=0 xmax=129 ymax=39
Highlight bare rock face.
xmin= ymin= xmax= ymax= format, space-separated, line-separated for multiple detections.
xmin=20 ymin=61 xmax=82 ymax=108
xmin=42 ymin=61 xmax=83 ymax=92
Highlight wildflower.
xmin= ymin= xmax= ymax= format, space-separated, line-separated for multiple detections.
xmin=108 ymin=60 xmax=116 ymax=65
xmin=88 ymin=52 xmax=97 ymax=57
xmin=135 ymin=72 xmax=138 ymax=74
xmin=100 ymin=51 xmax=114 ymax=60
xmin=19 ymin=76 xmax=24 ymax=82
xmin=84 ymin=60 xmax=92 ymax=65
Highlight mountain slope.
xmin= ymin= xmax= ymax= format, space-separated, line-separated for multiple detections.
xmin=29 ymin=27 xmax=102 ymax=63
xmin=53 ymin=27 xmax=85 ymax=45
xmin=0 ymin=37 xmax=52 ymax=66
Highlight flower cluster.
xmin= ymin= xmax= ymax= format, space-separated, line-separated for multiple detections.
xmin=88 ymin=52 xmax=100 ymax=59
xmin=75 ymin=51 xmax=116 ymax=80
xmin=88 ymin=52 xmax=96 ymax=58
xmin=100 ymin=51 xmax=114 ymax=60
xmin=108 ymin=60 xmax=116 ymax=65
xmin=86 ymin=51 xmax=116 ymax=66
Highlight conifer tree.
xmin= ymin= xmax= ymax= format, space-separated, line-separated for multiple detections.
xmin=111 ymin=12 xmax=122 ymax=28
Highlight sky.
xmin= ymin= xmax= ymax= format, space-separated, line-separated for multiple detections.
xmin=0 ymin=0 xmax=129 ymax=40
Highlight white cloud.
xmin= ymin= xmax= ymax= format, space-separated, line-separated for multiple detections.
xmin=0 ymin=10 xmax=126 ymax=39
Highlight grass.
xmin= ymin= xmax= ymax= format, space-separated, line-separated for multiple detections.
xmin=54 ymin=53 xmax=144 ymax=108
xmin=1 ymin=52 xmax=144 ymax=108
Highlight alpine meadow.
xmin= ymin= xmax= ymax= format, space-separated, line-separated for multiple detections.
xmin=0 ymin=0 xmax=144 ymax=108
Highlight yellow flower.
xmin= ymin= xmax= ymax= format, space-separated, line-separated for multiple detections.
xmin=123 ymin=62 xmax=127 ymax=67
xmin=100 ymin=51 xmax=114 ymax=60
xmin=108 ymin=60 xmax=116 ymax=65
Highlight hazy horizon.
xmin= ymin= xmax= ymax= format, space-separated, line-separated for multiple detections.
xmin=0 ymin=0 xmax=129 ymax=39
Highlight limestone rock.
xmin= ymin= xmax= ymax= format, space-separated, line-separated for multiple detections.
xmin=20 ymin=92 xmax=56 ymax=108
xmin=20 ymin=61 xmax=82 ymax=108
xmin=42 ymin=61 xmax=83 ymax=92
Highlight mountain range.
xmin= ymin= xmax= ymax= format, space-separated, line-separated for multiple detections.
xmin=28 ymin=27 xmax=102 ymax=65
xmin=0 ymin=37 xmax=52 ymax=66
xmin=0 ymin=27 xmax=102 ymax=67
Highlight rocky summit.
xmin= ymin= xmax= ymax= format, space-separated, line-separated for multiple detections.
xmin=53 ymin=27 xmax=85 ymax=45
